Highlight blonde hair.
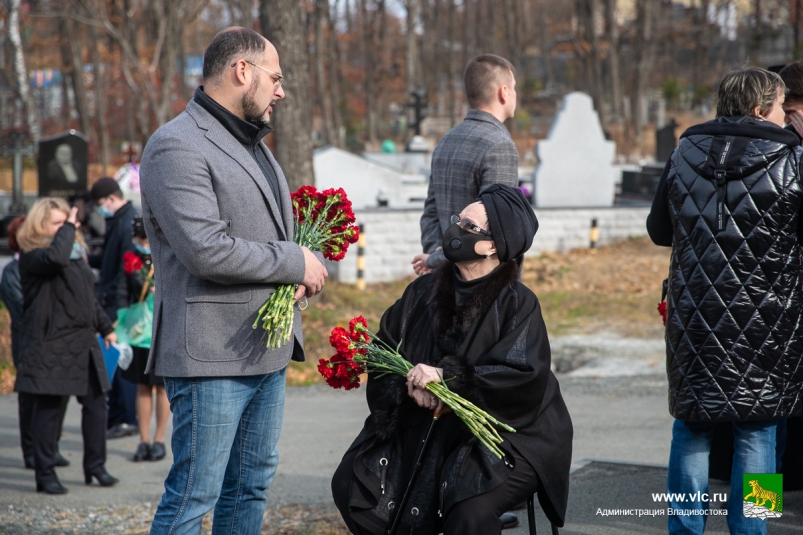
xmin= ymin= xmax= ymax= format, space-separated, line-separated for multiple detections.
xmin=17 ymin=197 xmax=86 ymax=253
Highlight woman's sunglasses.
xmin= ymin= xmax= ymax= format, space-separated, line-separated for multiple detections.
xmin=450 ymin=215 xmax=492 ymax=238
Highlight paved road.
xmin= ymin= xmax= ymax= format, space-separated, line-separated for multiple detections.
xmin=1 ymin=335 xmax=759 ymax=534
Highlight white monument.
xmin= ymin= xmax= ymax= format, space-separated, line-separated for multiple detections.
xmin=534 ymin=92 xmax=616 ymax=208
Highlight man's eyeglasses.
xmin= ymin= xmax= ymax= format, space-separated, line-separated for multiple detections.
xmin=230 ymin=60 xmax=285 ymax=88
xmin=450 ymin=215 xmax=492 ymax=237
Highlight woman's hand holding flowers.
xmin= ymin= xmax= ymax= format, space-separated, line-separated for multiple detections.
xmin=410 ymin=388 xmax=444 ymax=413
xmin=406 ymin=363 xmax=444 ymax=395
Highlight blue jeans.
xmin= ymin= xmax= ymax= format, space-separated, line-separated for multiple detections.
xmin=667 ymin=419 xmax=777 ymax=535
xmin=150 ymin=370 xmax=286 ymax=535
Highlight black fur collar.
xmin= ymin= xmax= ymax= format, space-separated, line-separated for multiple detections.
xmin=430 ymin=260 xmax=520 ymax=352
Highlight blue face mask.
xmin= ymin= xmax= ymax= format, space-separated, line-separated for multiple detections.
xmin=98 ymin=205 xmax=114 ymax=218
xmin=134 ymin=243 xmax=151 ymax=255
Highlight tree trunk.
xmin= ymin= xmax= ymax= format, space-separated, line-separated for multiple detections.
xmin=359 ymin=0 xmax=380 ymax=144
xmin=9 ymin=0 xmax=40 ymax=143
xmin=405 ymin=0 xmax=421 ymax=95
xmin=605 ymin=0 xmax=622 ymax=120
xmin=90 ymin=24 xmax=110 ymax=173
xmin=540 ymin=0 xmax=555 ymax=90
xmin=632 ymin=0 xmax=655 ymax=135
xmin=260 ymin=0 xmax=315 ymax=190
xmin=328 ymin=0 xmax=345 ymax=146
xmin=315 ymin=0 xmax=338 ymax=147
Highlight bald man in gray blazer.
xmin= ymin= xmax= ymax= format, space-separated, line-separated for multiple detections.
xmin=140 ymin=28 xmax=327 ymax=535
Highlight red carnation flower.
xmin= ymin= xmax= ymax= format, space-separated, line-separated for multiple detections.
xmin=123 ymin=251 xmax=143 ymax=275
xmin=657 ymin=301 xmax=667 ymax=326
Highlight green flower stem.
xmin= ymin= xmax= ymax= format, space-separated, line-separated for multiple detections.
xmin=349 ymin=331 xmax=516 ymax=459
xmin=253 ymin=284 xmax=296 ymax=349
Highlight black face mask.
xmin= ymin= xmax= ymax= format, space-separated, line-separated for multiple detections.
xmin=442 ymin=223 xmax=492 ymax=263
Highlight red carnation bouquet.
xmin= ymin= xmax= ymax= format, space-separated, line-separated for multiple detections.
xmin=254 ymin=186 xmax=359 ymax=348
xmin=318 ymin=316 xmax=516 ymax=458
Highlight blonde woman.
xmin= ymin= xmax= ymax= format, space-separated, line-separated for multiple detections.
xmin=14 ymin=198 xmax=118 ymax=494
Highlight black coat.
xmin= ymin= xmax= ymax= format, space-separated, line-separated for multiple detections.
xmin=0 ymin=259 xmax=23 ymax=367
xmin=340 ymin=261 xmax=573 ymax=533
xmin=648 ymin=116 xmax=803 ymax=422
xmin=14 ymin=223 xmax=114 ymax=396
xmin=88 ymin=201 xmax=137 ymax=320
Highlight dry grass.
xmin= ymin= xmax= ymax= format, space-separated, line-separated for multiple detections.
xmin=0 ymin=238 xmax=671 ymax=391
xmin=523 ymin=236 xmax=671 ymax=338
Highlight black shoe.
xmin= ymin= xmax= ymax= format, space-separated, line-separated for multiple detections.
xmin=133 ymin=442 xmax=150 ymax=462
xmin=55 ymin=452 xmax=70 ymax=467
xmin=149 ymin=442 xmax=166 ymax=461
xmin=85 ymin=471 xmax=119 ymax=487
xmin=37 ymin=480 xmax=68 ymax=494
xmin=107 ymin=423 xmax=138 ymax=440
xmin=501 ymin=512 xmax=519 ymax=530
xmin=24 ymin=456 xmax=34 ymax=470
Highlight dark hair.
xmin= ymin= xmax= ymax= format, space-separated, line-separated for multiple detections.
xmin=716 ymin=67 xmax=785 ymax=118
xmin=779 ymin=61 xmax=803 ymax=105
xmin=7 ymin=215 xmax=25 ymax=253
xmin=463 ymin=54 xmax=516 ymax=108
xmin=203 ymin=27 xmax=267 ymax=82
xmin=132 ymin=215 xmax=147 ymax=239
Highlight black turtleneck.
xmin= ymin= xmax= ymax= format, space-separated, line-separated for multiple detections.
xmin=452 ymin=263 xmax=504 ymax=305
xmin=193 ymin=86 xmax=283 ymax=219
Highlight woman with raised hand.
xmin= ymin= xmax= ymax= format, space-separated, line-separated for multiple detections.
xmin=14 ymin=198 xmax=118 ymax=494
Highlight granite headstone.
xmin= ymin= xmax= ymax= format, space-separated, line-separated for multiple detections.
xmin=534 ymin=92 xmax=616 ymax=207
xmin=38 ymin=130 xmax=88 ymax=198
xmin=656 ymin=119 xmax=678 ymax=163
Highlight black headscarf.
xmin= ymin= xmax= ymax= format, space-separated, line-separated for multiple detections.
xmin=477 ymin=184 xmax=538 ymax=262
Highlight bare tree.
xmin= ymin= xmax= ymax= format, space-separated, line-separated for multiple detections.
xmin=328 ymin=0 xmax=345 ymax=146
xmin=260 ymin=0 xmax=315 ymax=190
xmin=59 ymin=15 xmax=92 ymax=137
xmin=89 ymin=24 xmax=110 ymax=172
xmin=70 ymin=0 xmax=210 ymax=139
xmin=631 ymin=0 xmax=656 ymax=134
xmin=8 ymin=0 xmax=40 ymax=143
xmin=605 ymin=0 xmax=622 ymax=120
xmin=225 ymin=0 xmax=256 ymax=27
xmin=314 ymin=0 xmax=339 ymax=147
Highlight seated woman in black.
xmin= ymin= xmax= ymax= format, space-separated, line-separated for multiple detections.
xmin=331 ymin=184 xmax=573 ymax=535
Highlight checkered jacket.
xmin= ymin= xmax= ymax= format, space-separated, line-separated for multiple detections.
xmin=421 ymin=109 xmax=519 ymax=268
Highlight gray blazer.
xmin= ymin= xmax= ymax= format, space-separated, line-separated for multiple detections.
xmin=140 ymin=99 xmax=307 ymax=377
xmin=420 ymin=109 xmax=519 ymax=268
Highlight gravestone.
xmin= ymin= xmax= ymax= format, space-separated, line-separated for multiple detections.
xmin=534 ymin=92 xmax=616 ymax=207
xmin=37 ymin=130 xmax=88 ymax=198
xmin=656 ymin=119 xmax=679 ymax=163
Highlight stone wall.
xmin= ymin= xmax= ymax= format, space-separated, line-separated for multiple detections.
xmin=331 ymin=206 xmax=651 ymax=284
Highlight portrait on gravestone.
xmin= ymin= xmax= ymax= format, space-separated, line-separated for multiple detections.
xmin=37 ymin=131 xmax=88 ymax=198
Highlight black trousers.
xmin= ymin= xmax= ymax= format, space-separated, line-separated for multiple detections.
xmin=31 ymin=363 xmax=107 ymax=485
xmin=333 ymin=445 xmax=541 ymax=535
xmin=19 ymin=391 xmax=68 ymax=461
xmin=107 ymin=367 xmax=138 ymax=427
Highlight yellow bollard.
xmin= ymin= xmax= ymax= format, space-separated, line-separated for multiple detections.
xmin=590 ymin=218 xmax=599 ymax=249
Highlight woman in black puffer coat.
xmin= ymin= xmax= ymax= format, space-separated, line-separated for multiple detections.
xmin=14 ymin=198 xmax=119 ymax=494
xmin=648 ymin=67 xmax=803 ymax=534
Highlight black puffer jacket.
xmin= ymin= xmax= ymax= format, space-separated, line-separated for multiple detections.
xmin=14 ymin=223 xmax=114 ymax=396
xmin=648 ymin=116 xmax=803 ymax=422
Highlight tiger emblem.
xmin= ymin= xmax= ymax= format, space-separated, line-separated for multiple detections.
xmin=744 ymin=480 xmax=781 ymax=511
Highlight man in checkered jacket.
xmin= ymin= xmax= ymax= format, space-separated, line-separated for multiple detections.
xmin=413 ymin=54 xmax=520 ymax=274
